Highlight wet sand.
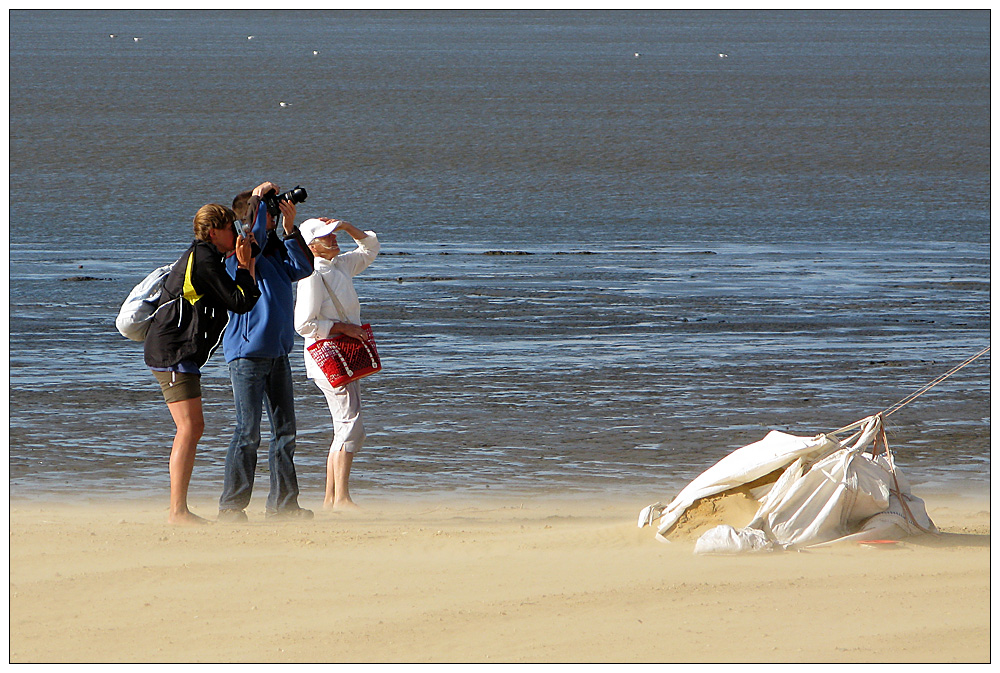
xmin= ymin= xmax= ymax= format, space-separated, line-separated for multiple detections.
xmin=8 ymin=490 xmax=990 ymax=663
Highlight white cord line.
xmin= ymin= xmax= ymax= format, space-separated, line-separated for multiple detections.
xmin=880 ymin=345 xmax=991 ymax=418
xmin=826 ymin=345 xmax=990 ymax=437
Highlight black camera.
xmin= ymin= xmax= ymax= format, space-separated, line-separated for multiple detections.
xmin=262 ymin=185 xmax=308 ymax=217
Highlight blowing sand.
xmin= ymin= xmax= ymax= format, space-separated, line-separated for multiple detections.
xmin=8 ymin=490 xmax=990 ymax=663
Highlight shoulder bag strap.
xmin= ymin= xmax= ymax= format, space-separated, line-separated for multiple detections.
xmin=318 ymin=267 xmax=352 ymax=323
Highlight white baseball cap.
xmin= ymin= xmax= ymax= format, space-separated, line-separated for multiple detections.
xmin=299 ymin=218 xmax=338 ymax=244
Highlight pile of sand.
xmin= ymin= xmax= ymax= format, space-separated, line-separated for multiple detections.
xmin=9 ymin=491 xmax=990 ymax=663
xmin=659 ymin=471 xmax=782 ymax=541
xmin=664 ymin=488 xmax=764 ymax=541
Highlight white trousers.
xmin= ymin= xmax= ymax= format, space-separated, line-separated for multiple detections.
xmin=312 ymin=377 xmax=365 ymax=454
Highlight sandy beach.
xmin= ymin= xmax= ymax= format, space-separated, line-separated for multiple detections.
xmin=8 ymin=489 xmax=990 ymax=663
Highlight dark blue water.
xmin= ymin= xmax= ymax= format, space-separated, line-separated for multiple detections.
xmin=8 ymin=10 xmax=990 ymax=501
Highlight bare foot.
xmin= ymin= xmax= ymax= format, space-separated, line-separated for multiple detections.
xmin=168 ymin=510 xmax=210 ymax=526
xmin=323 ymin=498 xmax=360 ymax=511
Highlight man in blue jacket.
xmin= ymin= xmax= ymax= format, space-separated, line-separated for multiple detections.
xmin=218 ymin=181 xmax=315 ymax=521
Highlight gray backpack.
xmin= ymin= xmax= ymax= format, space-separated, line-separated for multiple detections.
xmin=115 ymin=263 xmax=176 ymax=341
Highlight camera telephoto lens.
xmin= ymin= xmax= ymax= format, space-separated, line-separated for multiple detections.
xmin=285 ymin=186 xmax=307 ymax=204
xmin=263 ymin=185 xmax=308 ymax=217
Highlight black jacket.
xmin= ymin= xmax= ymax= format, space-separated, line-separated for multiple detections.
xmin=144 ymin=239 xmax=260 ymax=369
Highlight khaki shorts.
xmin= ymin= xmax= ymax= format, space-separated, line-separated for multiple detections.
xmin=313 ymin=377 xmax=365 ymax=454
xmin=152 ymin=370 xmax=202 ymax=404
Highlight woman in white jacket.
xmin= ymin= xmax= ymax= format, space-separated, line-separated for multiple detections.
xmin=293 ymin=217 xmax=380 ymax=509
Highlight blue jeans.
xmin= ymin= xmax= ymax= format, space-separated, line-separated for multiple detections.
xmin=219 ymin=355 xmax=301 ymax=514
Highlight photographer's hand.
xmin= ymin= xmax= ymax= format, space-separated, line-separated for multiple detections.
xmin=252 ymin=182 xmax=278 ymax=198
xmin=278 ymin=198 xmax=297 ymax=235
xmin=235 ymin=232 xmax=256 ymax=279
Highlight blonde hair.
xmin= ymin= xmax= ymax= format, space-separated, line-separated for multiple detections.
xmin=193 ymin=204 xmax=236 ymax=242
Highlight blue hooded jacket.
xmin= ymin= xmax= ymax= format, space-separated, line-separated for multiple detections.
xmin=222 ymin=197 xmax=314 ymax=361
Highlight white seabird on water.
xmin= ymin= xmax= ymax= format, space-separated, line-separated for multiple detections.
xmin=279 ymin=101 xmax=290 ymax=108
xmin=133 ymin=37 xmax=142 ymax=42
xmin=313 ymin=50 xmax=319 ymax=55
xmin=634 ymin=52 xmax=640 ymax=58
xmin=719 ymin=53 xmax=729 ymax=58
xmin=109 ymin=34 xmax=116 ymax=38
xmin=248 ymin=35 xmax=255 ymax=40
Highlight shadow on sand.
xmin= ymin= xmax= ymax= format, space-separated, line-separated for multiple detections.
xmin=908 ymin=532 xmax=991 ymax=548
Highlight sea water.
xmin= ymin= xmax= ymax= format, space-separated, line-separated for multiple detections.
xmin=8 ymin=10 xmax=990 ymax=501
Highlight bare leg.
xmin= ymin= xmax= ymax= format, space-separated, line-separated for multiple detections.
xmin=166 ymin=397 xmax=208 ymax=525
xmin=324 ymin=447 xmax=359 ymax=510
xmin=323 ymin=448 xmax=337 ymax=508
